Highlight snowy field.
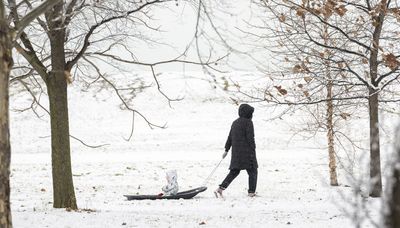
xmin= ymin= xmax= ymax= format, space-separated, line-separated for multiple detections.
xmin=9 ymin=73 xmax=387 ymax=227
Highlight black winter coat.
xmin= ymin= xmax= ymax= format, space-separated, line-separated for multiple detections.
xmin=225 ymin=104 xmax=258 ymax=170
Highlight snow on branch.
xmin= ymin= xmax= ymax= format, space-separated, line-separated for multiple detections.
xmin=14 ymin=0 xmax=63 ymax=39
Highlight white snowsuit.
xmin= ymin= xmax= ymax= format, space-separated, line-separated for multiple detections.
xmin=162 ymin=170 xmax=179 ymax=196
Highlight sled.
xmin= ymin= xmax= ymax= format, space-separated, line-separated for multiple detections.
xmin=124 ymin=186 xmax=207 ymax=200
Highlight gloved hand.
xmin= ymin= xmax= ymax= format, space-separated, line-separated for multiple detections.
xmin=222 ymin=151 xmax=228 ymax=159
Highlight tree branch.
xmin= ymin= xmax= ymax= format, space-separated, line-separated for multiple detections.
xmin=82 ymin=57 xmax=166 ymax=140
xmin=14 ymin=0 xmax=62 ymax=39
xmin=65 ymin=0 xmax=165 ymax=70
xmin=14 ymin=42 xmax=48 ymax=81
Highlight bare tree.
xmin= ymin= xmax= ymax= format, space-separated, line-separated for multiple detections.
xmin=8 ymin=0 xmax=224 ymax=209
xmin=1 ymin=0 xmax=62 ymax=226
xmin=245 ymin=0 xmax=400 ymax=197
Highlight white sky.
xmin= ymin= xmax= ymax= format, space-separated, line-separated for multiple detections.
xmin=129 ymin=0 xmax=265 ymax=72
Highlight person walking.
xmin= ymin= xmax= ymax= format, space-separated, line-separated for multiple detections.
xmin=215 ymin=104 xmax=258 ymax=198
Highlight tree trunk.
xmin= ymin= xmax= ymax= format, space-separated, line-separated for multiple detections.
xmin=383 ymin=125 xmax=400 ymax=228
xmin=47 ymin=75 xmax=77 ymax=209
xmin=46 ymin=13 xmax=77 ymax=209
xmin=0 ymin=13 xmax=13 ymax=228
xmin=368 ymin=6 xmax=385 ymax=197
xmin=368 ymin=88 xmax=382 ymax=197
xmin=326 ymin=78 xmax=338 ymax=186
xmin=322 ymin=16 xmax=338 ymax=187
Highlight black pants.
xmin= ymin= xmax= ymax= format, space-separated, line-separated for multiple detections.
xmin=219 ymin=168 xmax=258 ymax=193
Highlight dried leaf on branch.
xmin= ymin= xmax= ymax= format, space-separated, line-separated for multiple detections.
xmin=274 ymin=85 xmax=288 ymax=96
xmin=382 ymin=53 xmax=400 ymax=71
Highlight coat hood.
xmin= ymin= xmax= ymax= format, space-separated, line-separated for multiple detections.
xmin=238 ymin=104 xmax=254 ymax=119
xmin=166 ymin=170 xmax=178 ymax=183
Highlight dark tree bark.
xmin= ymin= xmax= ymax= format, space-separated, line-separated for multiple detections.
xmin=383 ymin=125 xmax=400 ymax=228
xmin=0 ymin=5 xmax=13 ymax=226
xmin=46 ymin=70 xmax=77 ymax=209
xmin=45 ymin=4 xmax=77 ymax=209
xmin=368 ymin=89 xmax=382 ymax=197
xmin=368 ymin=8 xmax=385 ymax=197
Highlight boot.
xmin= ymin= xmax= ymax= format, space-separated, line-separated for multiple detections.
xmin=214 ymin=187 xmax=224 ymax=198
xmin=248 ymin=192 xmax=256 ymax=197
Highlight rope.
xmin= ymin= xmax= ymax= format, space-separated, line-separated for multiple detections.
xmin=202 ymin=157 xmax=224 ymax=187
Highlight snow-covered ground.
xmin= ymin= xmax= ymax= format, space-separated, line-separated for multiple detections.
xmin=9 ymin=73 xmax=386 ymax=227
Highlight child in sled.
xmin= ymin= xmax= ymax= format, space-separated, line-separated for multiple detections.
xmin=161 ymin=170 xmax=179 ymax=196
